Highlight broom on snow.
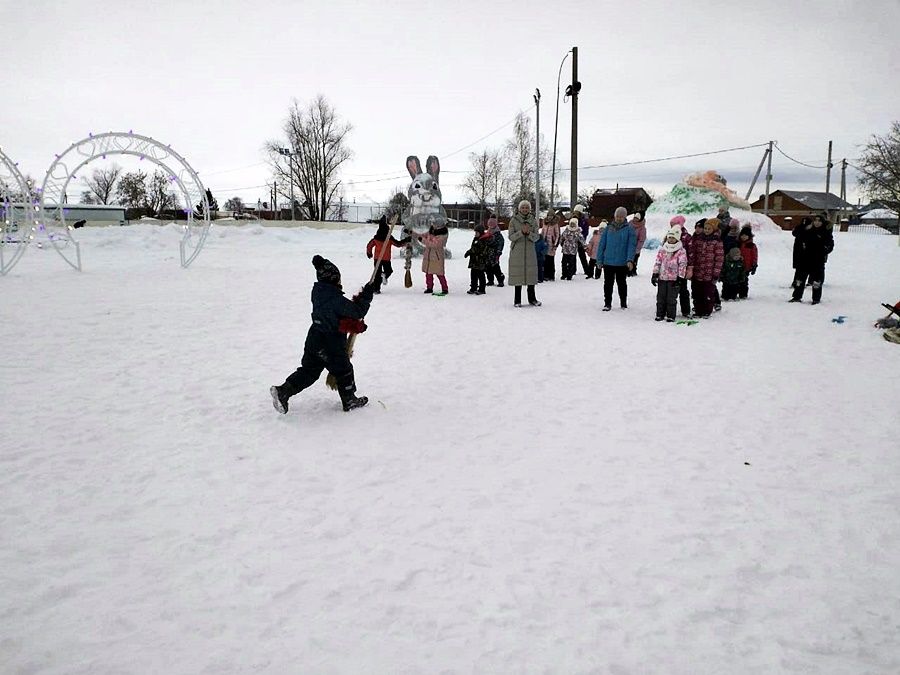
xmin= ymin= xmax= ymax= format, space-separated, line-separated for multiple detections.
xmin=326 ymin=213 xmax=400 ymax=390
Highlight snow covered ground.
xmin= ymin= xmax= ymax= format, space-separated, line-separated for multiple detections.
xmin=2 ymin=222 xmax=899 ymax=674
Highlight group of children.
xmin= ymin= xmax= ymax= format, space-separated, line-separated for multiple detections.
xmin=650 ymin=211 xmax=759 ymax=321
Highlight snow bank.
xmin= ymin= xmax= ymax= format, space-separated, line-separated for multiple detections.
xmin=1 ymin=224 xmax=899 ymax=673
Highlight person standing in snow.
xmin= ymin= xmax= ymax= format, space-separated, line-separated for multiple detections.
xmin=628 ymin=211 xmax=647 ymax=277
xmin=670 ymin=215 xmax=693 ymax=317
xmin=484 ymin=216 xmax=506 ymax=287
xmin=535 ymin=234 xmax=548 ymax=283
xmin=789 ymin=213 xmax=834 ymax=305
xmin=366 ymin=215 xmax=410 ymax=293
xmin=688 ymin=218 xmax=725 ymax=318
xmin=720 ymin=248 xmax=747 ymax=301
xmin=651 ymin=227 xmax=688 ymax=322
xmin=464 ymin=223 xmax=493 ymax=295
xmin=542 ymin=211 xmax=561 ymax=281
xmin=559 ymin=218 xmax=585 ymax=280
xmin=596 ymin=206 xmax=637 ymax=311
xmin=418 ymin=223 xmax=450 ymax=295
xmin=585 ymin=220 xmax=605 ymax=279
xmin=738 ymin=225 xmax=758 ymax=299
xmin=507 ymin=200 xmax=542 ymax=307
xmin=572 ymin=204 xmax=591 ymax=276
xmin=270 ymin=256 xmax=374 ymax=414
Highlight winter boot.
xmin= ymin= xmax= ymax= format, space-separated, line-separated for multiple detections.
xmin=811 ymin=283 xmax=822 ymax=305
xmin=270 ymin=385 xmax=289 ymax=414
xmin=423 ymin=288 xmax=433 ymax=294
xmin=498 ymin=273 xmax=505 ymax=288
xmin=337 ymin=382 xmax=368 ymax=412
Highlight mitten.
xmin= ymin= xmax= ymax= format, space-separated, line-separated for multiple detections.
xmin=650 ymin=273 xmax=659 ymax=286
xmin=750 ymin=266 xmax=757 ymax=275
xmin=366 ymin=252 xmax=373 ymax=259
xmin=464 ymin=250 xmax=470 ymax=258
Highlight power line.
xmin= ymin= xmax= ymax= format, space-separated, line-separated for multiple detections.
xmin=556 ymin=142 xmax=770 ymax=173
xmin=440 ymin=105 xmax=534 ymax=160
xmin=772 ymin=142 xmax=828 ymax=169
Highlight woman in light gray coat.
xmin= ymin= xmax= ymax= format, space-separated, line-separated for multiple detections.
xmin=507 ymin=200 xmax=542 ymax=307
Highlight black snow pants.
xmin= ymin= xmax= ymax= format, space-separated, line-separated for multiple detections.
xmin=280 ymin=326 xmax=357 ymax=404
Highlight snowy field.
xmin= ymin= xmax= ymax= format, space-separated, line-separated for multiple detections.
xmin=2 ymin=222 xmax=899 ymax=674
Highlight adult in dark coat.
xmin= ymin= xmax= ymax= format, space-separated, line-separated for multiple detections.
xmin=271 ymin=256 xmax=375 ymax=414
xmin=790 ymin=214 xmax=834 ymax=304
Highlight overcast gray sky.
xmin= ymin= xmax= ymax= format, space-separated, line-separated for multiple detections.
xmin=4 ymin=0 xmax=899 ymax=208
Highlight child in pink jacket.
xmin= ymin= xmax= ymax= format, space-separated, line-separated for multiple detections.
xmin=585 ymin=220 xmax=606 ymax=279
xmin=651 ymin=227 xmax=689 ymax=322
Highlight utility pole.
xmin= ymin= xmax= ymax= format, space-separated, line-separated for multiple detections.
xmin=745 ymin=145 xmax=771 ymax=202
xmin=551 ymin=49 xmax=572 ymax=210
xmin=274 ymin=180 xmax=278 ymax=220
xmin=534 ymin=88 xmax=541 ymax=227
xmin=570 ymin=46 xmax=579 ymax=210
xmin=278 ymin=148 xmax=296 ymax=222
xmin=763 ymin=140 xmax=774 ymax=216
xmin=839 ymin=158 xmax=848 ymax=227
xmin=825 ymin=140 xmax=833 ymax=222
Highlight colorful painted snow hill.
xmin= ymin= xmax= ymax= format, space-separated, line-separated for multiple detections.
xmin=645 ymin=170 xmax=781 ymax=234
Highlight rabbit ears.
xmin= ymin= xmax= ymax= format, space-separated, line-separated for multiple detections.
xmin=406 ymin=155 xmax=441 ymax=181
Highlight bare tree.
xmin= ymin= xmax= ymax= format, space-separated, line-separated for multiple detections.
xmin=223 ymin=196 xmax=244 ymax=212
xmin=83 ymin=164 xmax=122 ymax=205
xmin=857 ymin=121 xmax=900 ymax=210
xmin=116 ymin=171 xmax=147 ymax=208
xmin=504 ymin=112 xmax=551 ymax=208
xmin=146 ymin=170 xmax=179 ymax=215
xmin=265 ymin=95 xmax=353 ymax=221
xmin=461 ymin=150 xmax=493 ymax=205
xmin=80 ymin=191 xmax=97 ymax=205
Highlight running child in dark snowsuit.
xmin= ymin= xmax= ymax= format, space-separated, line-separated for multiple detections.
xmin=270 ymin=256 xmax=375 ymax=414
xmin=366 ymin=215 xmax=410 ymax=292
xmin=465 ymin=223 xmax=493 ymax=294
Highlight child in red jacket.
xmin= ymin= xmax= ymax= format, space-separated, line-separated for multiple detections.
xmin=366 ymin=215 xmax=410 ymax=293
xmin=738 ymin=226 xmax=758 ymax=299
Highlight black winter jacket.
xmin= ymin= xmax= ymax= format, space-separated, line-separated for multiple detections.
xmin=793 ymin=224 xmax=834 ymax=267
xmin=310 ymin=281 xmax=373 ymax=334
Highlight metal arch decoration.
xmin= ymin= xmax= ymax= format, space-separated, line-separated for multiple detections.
xmin=0 ymin=146 xmax=34 ymax=275
xmin=38 ymin=132 xmax=211 ymax=270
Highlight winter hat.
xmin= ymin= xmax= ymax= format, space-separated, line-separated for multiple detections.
xmin=518 ymin=200 xmax=531 ymax=211
xmin=695 ymin=217 xmax=707 ymax=228
xmin=614 ymin=206 xmax=628 ymax=219
xmin=739 ymin=225 xmax=753 ymax=238
xmin=474 ymin=223 xmax=486 ymax=233
xmin=567 ymin=218 xmax=580 ymax=231
xmin=312 ymin=255 xmax=341 ymax=286
xmin=573 ymin=204 xmax=585 ymax=214
xmin=666 ymin=227 xmax=681 ymax=241
xmin=669 ymin=215 xmax=686 ymax=227
xmin=706 ymin=217 xmax=721 ymax=228
xmin=727 ymin=247 xmax=743 ymax=261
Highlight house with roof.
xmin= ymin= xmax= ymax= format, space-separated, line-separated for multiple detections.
xmin=588 ymin=187 xmax=654 ymax=220
xmin=749 ymin=190 xmax=853 ymax=230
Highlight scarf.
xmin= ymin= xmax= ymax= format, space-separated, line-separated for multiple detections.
xmin=663 ymin=240 xmax=683 ymax=253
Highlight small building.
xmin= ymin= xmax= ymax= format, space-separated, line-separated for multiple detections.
xmin=749 ymin=190 xmax=852 ymax=230
xmin=588 ymin=187 xmax=653 ymax=220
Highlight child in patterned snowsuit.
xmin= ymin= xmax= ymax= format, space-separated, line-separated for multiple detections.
xmin=651 ymin=227 xmax=688 ymax=321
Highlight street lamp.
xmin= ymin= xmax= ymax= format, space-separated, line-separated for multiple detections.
xmin=534 ymin=88 xmax=541 ymax=225
xmin=277 ymin=147 xmax=295 ymax=222
xmin=551 ymin=49 xmax=573 ymax=211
